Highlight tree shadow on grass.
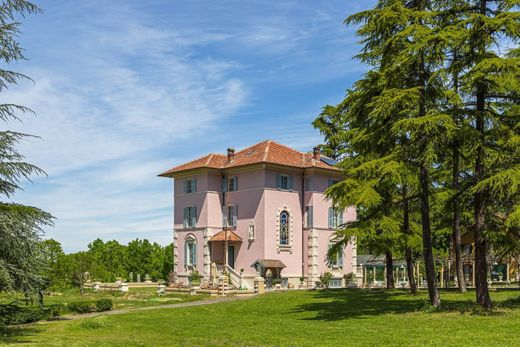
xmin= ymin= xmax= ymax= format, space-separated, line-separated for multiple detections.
xmin=0 ymin=325 xmax=40 ymax=344
xmin=293 ymin=289 xmax=420 ymax=321
xmin=292 ymin=289 xmax=520 ymax=321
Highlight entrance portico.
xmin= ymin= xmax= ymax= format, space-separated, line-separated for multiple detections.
xmin=209 ymin=228 xmax=242 ymax=272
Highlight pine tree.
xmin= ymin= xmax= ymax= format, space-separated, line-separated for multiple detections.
xmin=441 ymin=0 xmax=520 ymax=308
xmin=0 ymin=1 xmax=53 ymax=297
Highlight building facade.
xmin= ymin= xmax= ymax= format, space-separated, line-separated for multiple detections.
xmin=159 ymin=140 xmax=356 ymax=288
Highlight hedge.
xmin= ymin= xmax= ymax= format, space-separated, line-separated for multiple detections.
xmin=0 ymin=305 xmax=52 ymax=325
xmin=68 ymin=299 xmax=113 ymax=314
xmin=0 ymin=298 xmax=113 ymax=326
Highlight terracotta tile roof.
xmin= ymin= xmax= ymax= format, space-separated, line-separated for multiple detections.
xmin=209 ymin=229 xmax=242 ymax=242
xmin=159 ymin=140 xmax=339 ymax=176
xmin=250 ymin=259 xmax=286 ymax=269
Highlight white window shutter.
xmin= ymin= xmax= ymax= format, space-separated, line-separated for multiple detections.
xmin=184 ymin=242 xmax=188 ymax=265
xmin=328 ymin=207 xmax=333 ymax=228
xmin=192 ymin=206 xmax=197 ymax=227
xmin=222 ymin=210 xmax=228 ymax=227
xmin=233 ymin=204 xmax=238 ymax=227
xmin=183 ymin=207 xmax=189 ymax=228
xmin=192 ymin=243 xmax=197 ymax=266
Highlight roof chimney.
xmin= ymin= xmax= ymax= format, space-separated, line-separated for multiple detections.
xmin=227 ymin=147 xmax=235 ymax=162
xmin=313 ymin=146 xmax=321 ymax=160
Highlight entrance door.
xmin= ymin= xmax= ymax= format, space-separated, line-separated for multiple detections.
xmin=227 ymin=244 xmax=235 ymax=269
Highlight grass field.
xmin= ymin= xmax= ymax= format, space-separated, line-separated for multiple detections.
xmin=2 ymin=289 xmax=520 ymax=346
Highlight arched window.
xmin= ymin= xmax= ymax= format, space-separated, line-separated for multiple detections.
xmin=279 ymin=210 xmax=289 ymax=246
xmin=185 ymin=235 xmax=197 ymax=267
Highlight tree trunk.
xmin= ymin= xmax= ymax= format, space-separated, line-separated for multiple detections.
xmin=403 ymin=185 xmax=417 ymax=295
xmin=452 ymin=144 xmax=467 ymax=293
xmin=405 ymin=247 xmax=417 ymax=295
xmin=386 ymin=251 xmax=394 ymax=289
xmin=417 ymin=41 xmax=440 ymax=307
xmin=420 ymin=162 xmax=441 ymax=307
xmin=451 ymin=52 xmax=467 ymax=294
xmin=473 ymin=0 xmax=492 ymax=310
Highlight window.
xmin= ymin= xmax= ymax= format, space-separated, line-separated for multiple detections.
xmin=184 ymin=178 xmax=197 ymax=193
xmin=228 ymin=176 xmax=238 ymax=191
xmin=183 ymin=206 xmax=197 ymax=228
xmin=328 ymin=178 xmax=339 ymax=188
xmin=276 ymin=174 xmax=293 ymax=190
xmin=279 ymin=210 xmax=289 ymax=246
xmin=328 ymin=207 xmax=343 ymax=228
xmin=305 ymin=176 xmax=313 ymax=191
xmin=328 ymin=242 xmax=344 ymax=268
xmin=305 ymin=206 xmax=313 ymax=227
xmin=185 ymin=236 xmax=197 ymax=266
xmin=223 ymin=205 xmax=238 ymax=227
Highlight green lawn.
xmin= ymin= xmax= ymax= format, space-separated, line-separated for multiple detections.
xmin=0 ymin=287 xmax=208 ymax=311
xmin=2 ymin=289 xmax=520 ymax=346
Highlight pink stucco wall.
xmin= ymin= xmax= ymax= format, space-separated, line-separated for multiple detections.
xmin=172 ymin=168 xmax=356 ymax=283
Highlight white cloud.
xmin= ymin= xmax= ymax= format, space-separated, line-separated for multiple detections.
xmin=6 ymin=5 xmax=248 ymax=251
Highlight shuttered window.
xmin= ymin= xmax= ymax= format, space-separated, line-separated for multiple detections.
xmin=185 ymin=237 xmax=197 ymax=266
xmin=305 ymin=206 xmax=313 ymax=227
xmin=224 ymin=205 xmax=238 ymax=227
xmin=228 ymin=176 xmax=238 ymax=191
xmin=328 ymin=207 xmax=343 ymax=228
xmin=183 ymin=206 xmax=197 ymax=228
xmin=184 ymin=178 xmax=197 ymax=193
xmin=276 ymin=173 xmax=293 ymax=190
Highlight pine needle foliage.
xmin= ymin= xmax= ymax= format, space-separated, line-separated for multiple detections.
xmin=0 ymin=1 xmax=53 ymax=297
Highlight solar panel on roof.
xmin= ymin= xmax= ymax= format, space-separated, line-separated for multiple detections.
xmin=320 ymin=156 xmax=338 ymax=166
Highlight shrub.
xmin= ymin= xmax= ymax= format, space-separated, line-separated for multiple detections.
xmin=67 ymin=299 xmax=113 ymax=314
xmin=343 ymin=272 xmax=357 ymax=287
xmin=189 ymin=270 xmax=202 ymax=285
xmin=0 ymin=305 xmax=52 ymax=325
xmin=68 ymin=301 xmax=96 ymax=314
xmin=95 ymin=299 xmax=113 ymax=312
xmin=47 ymin=304 xmax=67 ymax=317
xmin=319 ymin=272 xmax=334 ymax=289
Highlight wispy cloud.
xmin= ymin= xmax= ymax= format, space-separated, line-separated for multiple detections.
xmin=10 ymin=0 xmax=372 ymax=252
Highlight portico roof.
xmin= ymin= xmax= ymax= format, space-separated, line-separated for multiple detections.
xmin=251 ymin=259 xmax=286 ymax=269
xmin=209 ymin=229 xmax=242 ymax=242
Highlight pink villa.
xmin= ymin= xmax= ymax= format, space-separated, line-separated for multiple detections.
xmin=159 ymin=140 xmax=357 ymax=289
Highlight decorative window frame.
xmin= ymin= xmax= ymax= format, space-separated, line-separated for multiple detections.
xmin=184 ymin=234 xmax=197 ymax=269
xmin=276 ymin=206 xmax=294 ymax=253
xmin=328 ymin=236 xmax=343 ymax=269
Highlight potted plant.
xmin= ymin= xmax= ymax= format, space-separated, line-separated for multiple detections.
xmin=188 ymin=270 xmax=202 ymax=286
xmin=343 ymin=272 xmax=357 ymax=288
xmin=299 ymin=276 xmax=306 ymax=289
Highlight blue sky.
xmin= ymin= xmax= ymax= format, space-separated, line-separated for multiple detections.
xmin=9 ymin=0 xmax=374 ymax=252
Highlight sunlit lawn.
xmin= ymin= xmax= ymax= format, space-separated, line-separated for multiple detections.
xmin=2 ymin=289 xmax=520 ymax=346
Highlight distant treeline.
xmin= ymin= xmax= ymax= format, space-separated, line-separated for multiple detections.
xmin=43 ymin=238 xmax=173 ymax=289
